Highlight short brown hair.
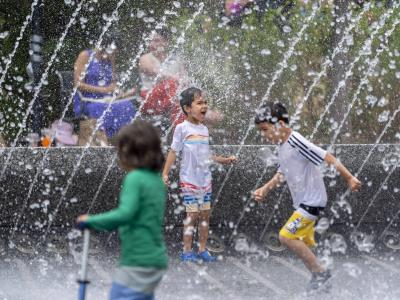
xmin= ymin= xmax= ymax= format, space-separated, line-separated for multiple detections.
xmin=180 ymin=87 xmax=202 ymax=116
xmin=254 ymin=102 xmax=289 ymax=125
xmin=116 ymin=120 xmax=164 ymax=172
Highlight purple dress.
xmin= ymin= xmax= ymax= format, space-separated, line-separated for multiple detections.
xmin=73 ymin=50 xmax=135 ymax=138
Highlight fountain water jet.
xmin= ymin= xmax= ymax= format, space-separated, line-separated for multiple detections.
xmin=290 ymin=2 xmax=372 ymax=127
xmin=328 ymin=16 xmax=400 ymax=150
xmin=9 ymin=0 xmax=129 ymax=240
xmin=213 ymin=4 xmax=321 ymax=207
xmin=0 ymin=0 xmax=40 ymax=89
xmin=0 ymin=0 xmax=86 ymax=183
xmin=41 ymin=2 xmax=205 ymax=242
xmin=308 ymin=5 xmax=398 ymax=140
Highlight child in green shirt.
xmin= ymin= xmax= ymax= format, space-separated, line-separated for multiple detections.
xmin=77 ymin=120 xmax=167 ymax=300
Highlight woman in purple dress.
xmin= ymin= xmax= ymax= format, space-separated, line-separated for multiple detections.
xmin=73 ymin=43 xmax=136 ymax=146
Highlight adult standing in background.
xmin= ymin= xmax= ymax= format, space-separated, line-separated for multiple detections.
xmin=139 ymin=32 xmax=185 ymax=130
xmin=139 ymin=32 xmax=222 ymax=132
xmin=73 ymin=38 xmax=136 ymax=146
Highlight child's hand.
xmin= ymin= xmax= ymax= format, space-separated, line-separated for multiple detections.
xmin=253 ymin=186 xmax=268 ymax=202
xmin=76 ymin=214 xmax=89 ymax=230
xmin=162 ymin=174 xmax=170 ymax=186
xmin=348 ymin=176 xmax=361 ymax=192
xmin=225 ymin=155 xmax=238 ymax=164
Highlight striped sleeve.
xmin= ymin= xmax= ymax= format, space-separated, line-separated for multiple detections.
xmin=287 ymin=132 xmax=326 ymax=166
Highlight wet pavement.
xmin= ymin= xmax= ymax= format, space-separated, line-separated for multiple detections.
xmin=1 ymin=243 xmax=399 ymax=300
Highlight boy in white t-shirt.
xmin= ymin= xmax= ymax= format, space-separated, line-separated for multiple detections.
xmin=163 ymin=87 xmax=237 ymax=262
xmin=253 ymin=102 xmax=361 ymax=292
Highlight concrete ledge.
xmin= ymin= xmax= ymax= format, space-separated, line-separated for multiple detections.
xmin=0 ymin=145 xmax=399 ymax=240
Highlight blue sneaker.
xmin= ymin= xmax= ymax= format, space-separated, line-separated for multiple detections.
xmin=180 ymin=251 xmax=199 ymax=262
xmin=198 ymin=250 xmax=217 ymax=262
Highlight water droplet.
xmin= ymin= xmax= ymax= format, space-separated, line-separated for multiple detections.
xmin=345 ymin=34 xmax=354 ymax=46
xmin=234 ymin=234 xmax=250 ymax=252
xmin=84 ymin=168 xmax=92 ymax=174
xmin=377 ymin=97 xmax=388 ymax=107
xmin=378 ymin=110 xmax=390 ymax=123
xmin=366 ymin=95 xmax=377 ymax=106
xmin=315 ymin=217 xmax=329 ymax=234
xmin=260 ymin=49 xmax=271 ymax=56
xmin=137 ymin=10 xmax=146 ymax=18
xmin=257 ymin=147 xmax=278 ymax=166
xmin=0 ymin=31 xmax=9 ymax=39
xmin=173 ymin=1 xmax=181 ymax=8
xmin=276 ymin=40 xmax=285 ymax=47
xmin=351 ymin=232 xmax=374 ymax=252
xmin=343 ymin=263 xmax=362 ymax=277
xmin=330 ymin=233 xmax=347 ymax=254
xmin=282 ymin=25 xmax=292 ymax=33
xmin=43 ymin=168 xmax=51 ymax=176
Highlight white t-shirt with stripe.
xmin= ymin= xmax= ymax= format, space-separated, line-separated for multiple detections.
xmin=278 ymin=131 xmax=327 ymax=208
xmin=171 ymin=120 xmax=212 ymax=189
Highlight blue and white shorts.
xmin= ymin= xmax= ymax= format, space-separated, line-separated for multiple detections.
xmin=180 ymin=182 xmax=212 ymax=212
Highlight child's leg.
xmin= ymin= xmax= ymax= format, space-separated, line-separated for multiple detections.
xmin=183 ymin=212 xmax=199 ymax=252
xmin=279 ymin=211 xmax=324 ymax=273
xmin=279 ymin=236 xmax=324 ymax=272
xmin=198 ymin=210 xmax=211 ymax=252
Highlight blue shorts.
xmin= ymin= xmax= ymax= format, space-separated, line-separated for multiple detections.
xmin=109 ymin=282 xmax=154 ymax=300
xmin=180 ymin=182 xmax=212 ymax=212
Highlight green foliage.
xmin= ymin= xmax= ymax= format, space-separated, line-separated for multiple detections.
xmin=0 ymin=1 xmax=399 ymax=144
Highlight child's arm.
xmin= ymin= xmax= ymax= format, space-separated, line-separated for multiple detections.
xmin=324 ymin=152 xmax=361 ymax=191
xmin=162 ymin=150 xmax=177 ymax=185
xmin=212 ymin=155 xmax=237 ymax=165
xmin=254 ymin=172 xmax=285 ymax=202
xmin=76 ymin=174 xmax=141 ymax=231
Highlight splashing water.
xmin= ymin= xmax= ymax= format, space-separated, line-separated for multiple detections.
xmin=41 ymin=3 xmax=205 ymax=242
xmin=315 ymin=217 xmax=330 ymax=234
xmin=214 ymin=4 xmax=320 ymax=209
xmin=9 ymin=0 xmax=129 ymax=240
xmin=328 ymin=15 xmax=400 ymax=150
xmin=329 ymin=233 xmax=347 ymax=254
xmin=0 ymin=0 xmax=86 ymax=183
xmin=0 ymin=0 xmax=40 ymax=88
xmin=351 ymin=231 xmax=375 ymax=253
xmin=291 ymin=2 xmax=372 ymax=127
xmin=257 ymin=146 xmax=278 ymax=166
xmin=309 ymin=5 xmax=397 ymax=140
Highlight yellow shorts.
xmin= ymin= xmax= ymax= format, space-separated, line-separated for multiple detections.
xmin=279 ymin=211 xmax=316 ymax=248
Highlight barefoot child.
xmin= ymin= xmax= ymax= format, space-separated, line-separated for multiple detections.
xmin=77 ymin=121 xmax=167 ymax=300
xmin=253 ymin=102 xmax=361 ymax=291
xmin=162 ymin=87 xmax=237 ymax=262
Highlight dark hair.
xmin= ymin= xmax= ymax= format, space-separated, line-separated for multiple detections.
xmin=157 ymin=29 xmax=171 ymax=41
xmin=179 ymin=87 xmax=202 ymax=115
xmin=101 ymin=30 xmax=119 ymax=49
xmin=254 ymin=102 xmax=289 ymax=124
xmin=116 ymin=120 xmax=164 ymax=172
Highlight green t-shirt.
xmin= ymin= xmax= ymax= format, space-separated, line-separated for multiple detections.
xmin=86 ymin=169 xmax=167 ymax=269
